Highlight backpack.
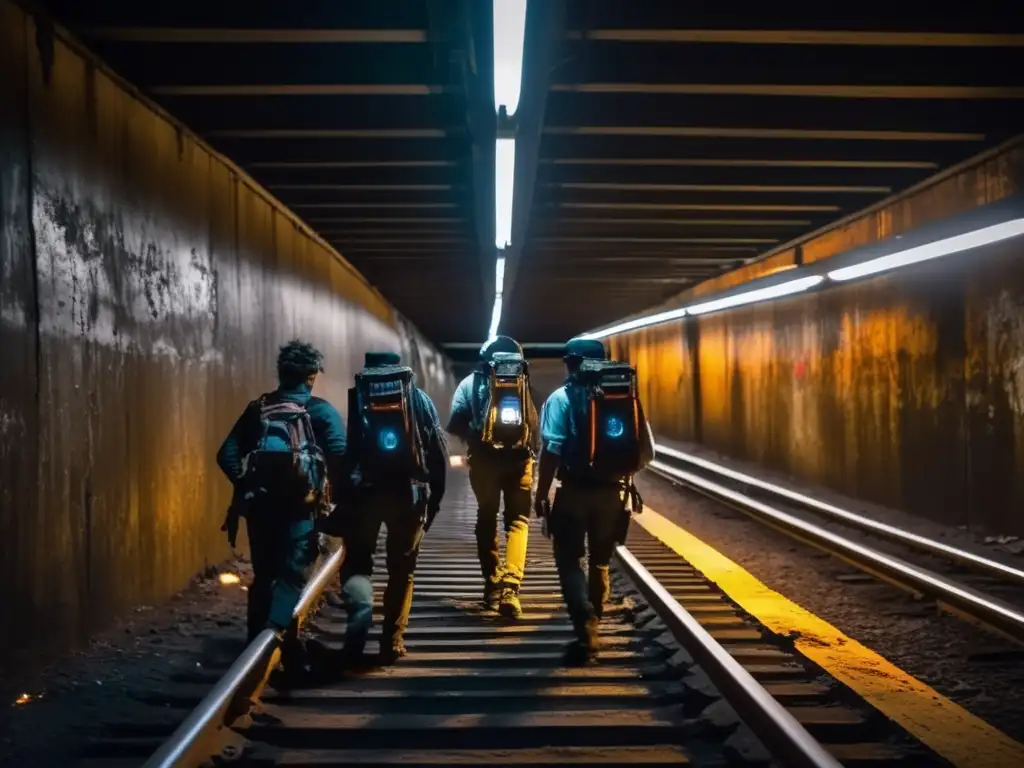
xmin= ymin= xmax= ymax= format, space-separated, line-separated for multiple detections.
xmin=564 ymin=359 xmax=651 ymax=482
xmin=246 ymin=394 xmax=327 ymax=504
xmin=349 ymin=364 xmax=427 ymax=483
xmin=477 ymin=351 xmax=534 ymax=452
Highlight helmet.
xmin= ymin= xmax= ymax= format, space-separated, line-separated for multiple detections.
xmin=563 ymin=338 xmax=606 ymax=361
xmin=365 ymin=351 xmax=402 ymax=367
xmin=480 ymin=335 xmax=524 ymax=362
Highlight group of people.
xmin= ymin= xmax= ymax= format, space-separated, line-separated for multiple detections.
xmin=215 ymin=334 xmax=655 ymax=681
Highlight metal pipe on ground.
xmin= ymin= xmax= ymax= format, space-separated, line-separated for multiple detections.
xmin=613 ymin=545 xmax=844 ymax=768
xmin=649 ymin=459 xmax=1024 ymax=645
xmin=141 ymin=542 xmax=347 ymax=768
xmin=655 ymin=442 xmax=1024 ymax=587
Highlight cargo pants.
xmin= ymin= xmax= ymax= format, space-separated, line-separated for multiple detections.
xmin=549 ymin=483 xmax=625 ymax=647
xmin=337 ymin=488 xmax=427 ymax=655
xmin=469 ymin=453 xmax=533 ymax=594
xmin=245 ymin=499 xmax=320 ymax=666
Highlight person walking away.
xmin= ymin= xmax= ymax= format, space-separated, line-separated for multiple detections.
xmin=216 ymin=339 xmax=346 ymax=678
xmin=326 ymin=351 xmax=448 ymax=666
xmin=534 ymin=338 xmax=654 ymax=664
xmin=447 ymin=336 xmax=539 ymax=619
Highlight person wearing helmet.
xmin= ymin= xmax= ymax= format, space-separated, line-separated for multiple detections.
xmin=534 ymin=338 xmax=655 ymax=664
xmin=447 ymin=335 xmax=540 ymax=618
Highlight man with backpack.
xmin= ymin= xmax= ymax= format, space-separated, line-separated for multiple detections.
xmin=534 ymin=338 xmax=655 ymax=665
xmin=326 ymin=351 xmax=449 ymax=666
xmin=447 ymin=336 xmax=539 ymax=619
xmin=215 ymin=339 xmax=346 ymax=673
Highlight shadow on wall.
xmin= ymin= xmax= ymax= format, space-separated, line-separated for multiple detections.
xmin=0 ymin=0 xmax=456 ymax=669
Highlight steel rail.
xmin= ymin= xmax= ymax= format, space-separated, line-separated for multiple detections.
xmin=613 ymin=545 xmax=843 ymax=768
xmin=656 ymin=442 xmax=1024 ymax=588
xmin=141 ymin=541 xmax=346 ymax=768
xmin=649 ymin=459 xmax=1024 ymax=644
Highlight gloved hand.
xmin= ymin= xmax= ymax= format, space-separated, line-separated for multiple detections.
xmin=221 ymin=509 xmax=239 ymax=549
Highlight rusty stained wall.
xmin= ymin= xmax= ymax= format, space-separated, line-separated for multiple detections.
xmin=0 ymin=0 xmax=455 ymax=663
xmin=611 ymin=237 xmax=1024 ymax=536
xmin=606 ymin=131 xmax=1024 ymax=536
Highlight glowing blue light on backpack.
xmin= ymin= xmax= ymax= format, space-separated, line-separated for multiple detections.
xmin=605 ymin=415 xmax=625 ymax=439
xmin=378 ymin=428 xmax=400 ymax=451
xmin=498 ymin=396 xmax=522 ymax=426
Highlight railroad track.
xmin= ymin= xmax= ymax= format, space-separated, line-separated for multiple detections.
xmin=649 ymin=443 xmax=1024 ymax=646
xmin=83 ymin=470 xmax=950 ymax=767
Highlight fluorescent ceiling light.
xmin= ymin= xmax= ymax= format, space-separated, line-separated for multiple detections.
xmin=496 ymin=256 xmax=506 ymax=294
xmin=579 ymin=307 xmax=689 ymax=341
xmin=686 ymin=275 xmax=825 ymax=316
xmin=495 ymin=138 xmax=515 ymax=248
xmin=828 ymin=217 xmax=1024 ymax=282
xmin=493 ymin=0 xmax=527 ymax=115
xmin=488 ymin=293 xmax=504 ymax=340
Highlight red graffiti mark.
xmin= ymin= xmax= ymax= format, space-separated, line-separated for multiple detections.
xmin=794 ymin=359 xmax=807 ymax=381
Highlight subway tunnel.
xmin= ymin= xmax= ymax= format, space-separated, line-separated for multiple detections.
xmin=3 ymin=0 xmax=1024 ymax=765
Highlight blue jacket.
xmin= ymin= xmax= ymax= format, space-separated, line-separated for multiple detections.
xmin=216 ymin=384 xmax=347 ymax=487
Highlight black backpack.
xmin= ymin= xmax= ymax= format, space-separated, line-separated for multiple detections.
xmin=245 ymin=394 xmax=327 ymax=504
xmin=476 ymin=351 xmax=534 ymax=451
xmin=348 ymin=364 xmax=427 ymax=483
xmin=565 ymin=359 xmax=651 ymax=481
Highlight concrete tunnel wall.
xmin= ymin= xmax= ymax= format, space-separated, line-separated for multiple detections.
xmin=0 ymin=0 xmax=456 ymax=665
xmin=608 ymin=139 xmax=1024 ymax=537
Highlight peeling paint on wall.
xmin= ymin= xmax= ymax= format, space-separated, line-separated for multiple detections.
xmin=0 ymin=0 xmax=456 ymax=665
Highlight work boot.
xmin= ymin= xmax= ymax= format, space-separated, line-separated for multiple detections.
xmin=378 ymin=637 xmax=407 ymax=665
xmin=482 ymin=576 xmax=502 ymax=610
xmin=498 ymin=587 xmax=522 ymax=620
xmin=564 ymin=616 xmax=600 ymax=666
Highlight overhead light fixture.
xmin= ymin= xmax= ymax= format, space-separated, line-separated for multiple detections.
xmin=828 ymin=217 xmax=1024 ymax=282
xmin=493 ymin=0 xmax=527 ymax=116
xmin=496 ymin=256 xmax=506 ymax=294
xmin=495 ymin=138 xmax=516 ymax=248
xmin=686 ymin=275 xmax=825 ymax=316
xmin=578 ymin=275 xmax=824 ymax=339
xmin=488 ymin=293 xmax=504 ymax=341
xmin=579 ymin=307 xmax=689 ymax=341
xmin=575 ymin=194 xmax=1024 ymax=340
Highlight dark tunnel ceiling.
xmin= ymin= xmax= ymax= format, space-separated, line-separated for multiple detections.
xmin=34 ymin=1 xmax=1024 ymax=345
xmin=35 ymin=0 xmax=494 ymax=345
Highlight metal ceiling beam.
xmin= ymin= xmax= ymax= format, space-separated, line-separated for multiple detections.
xmin=291 ymin=202 xmax=458 ymax=209
xmin=563 ymin=30 xmax=1024 ymax=47
xmin=502 ymin=0 xmax=569 ymax=321
xmin=249 ymin=160 xmax=456 ymax=168
xmin=426 ymin=0 xmax=496 ymax=312
xmin=151 ymin=84 xmax=450 ymax=96
xmin=544 ymin=158 xmax=940 ymax=169
xmin=544 ymin=126 xmax=985 ymax=142
xmin=549 ymin=83 xmax=1024 ymax=99
xmin=535 ymin=236 xmax=780 ymax=245
xmin=559 ymin=202 xmax=843 ymax=212
xmin=207 ymin=129 xmax=448 ymax=138
xmin=81 ymin=28 xmax=430 ymax=43
xmin=269 ymin=183 xmax=453 ymax=191
xmin=549 ymin=217 xmax=813 ymax=226
xmin=551 ymin=181 xmax=891 ymax=194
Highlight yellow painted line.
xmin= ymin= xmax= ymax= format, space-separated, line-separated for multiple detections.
xmin=633 ymin=505 xmax=1024 ymax=768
